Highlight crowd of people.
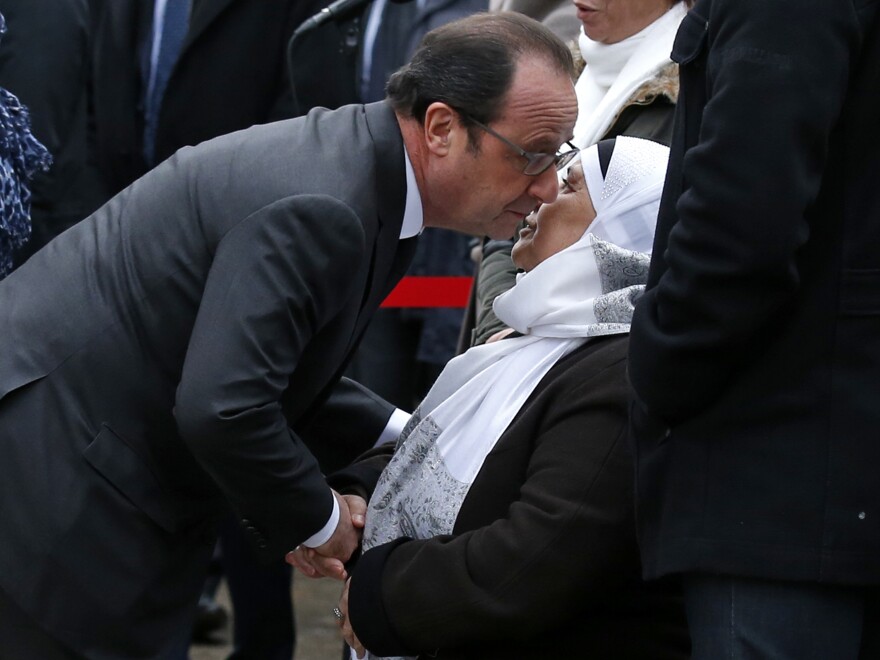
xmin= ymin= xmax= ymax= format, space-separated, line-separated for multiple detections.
xmin=0 ymin=1 xmax=878 ymax=659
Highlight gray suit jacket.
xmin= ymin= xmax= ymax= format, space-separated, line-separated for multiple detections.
xmin=0 ymin=101 xmax=414 ymax=658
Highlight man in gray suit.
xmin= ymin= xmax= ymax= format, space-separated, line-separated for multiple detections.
xmin=0 ymin=13 xmax=577 ymax=658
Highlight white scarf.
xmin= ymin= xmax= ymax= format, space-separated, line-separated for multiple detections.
xmin=573 ymin=2 xmax=687 ymax=146
xmin=358 ymin=137 xmax=669 ymax=660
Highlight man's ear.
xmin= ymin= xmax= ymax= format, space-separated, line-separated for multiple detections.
xmin=422 ymin=102 xmax=458 ymax=156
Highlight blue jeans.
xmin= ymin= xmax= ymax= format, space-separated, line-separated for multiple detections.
xmin=684 ymin=574 xmax=879 ymax=660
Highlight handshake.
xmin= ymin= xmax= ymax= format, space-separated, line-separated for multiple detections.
xmin=285 ymin=490 xmax=367 ymax=581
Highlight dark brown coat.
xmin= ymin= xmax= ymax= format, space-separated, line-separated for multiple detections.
xmin=333 ymin=336 xmax=690 ymax=659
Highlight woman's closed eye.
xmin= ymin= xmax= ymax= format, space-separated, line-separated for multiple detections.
xmin=560 ymin=162 xmax=585 ymax=193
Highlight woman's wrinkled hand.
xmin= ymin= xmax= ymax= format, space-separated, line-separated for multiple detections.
xmin=339 ymin=577 xmax=366 ymax=658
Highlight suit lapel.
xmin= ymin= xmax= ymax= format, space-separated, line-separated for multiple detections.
xmin=354 ymin=103 xmax=411 ymax=335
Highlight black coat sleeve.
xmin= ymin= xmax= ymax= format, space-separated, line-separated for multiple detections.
xmin=300 ymin=377 xmax=396 ymax=474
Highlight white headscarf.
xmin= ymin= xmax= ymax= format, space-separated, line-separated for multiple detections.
xmin=359 ymin=136 xmax=669 ymax=660
xmin=574 ymin=2 xmax=687 ymax=146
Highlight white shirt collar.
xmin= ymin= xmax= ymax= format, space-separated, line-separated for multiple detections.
xmin=400 ymin=144 xmax=424 ymax=239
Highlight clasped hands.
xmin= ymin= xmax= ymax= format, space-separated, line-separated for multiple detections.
xmin=285 ymin=490 xmax=367 ymax=656
xmin=285 ymin=490 xmax=366 ymax=580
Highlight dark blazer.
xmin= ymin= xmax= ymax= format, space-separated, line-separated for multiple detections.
xmin=89 ymin=0 xmax=324 ymax=195
xmin=629 ymin=0 xmax=880 ymax=584
xmin=289 ymin=0 xmax=487 ymax=115
xmin=0 ymin=102 xmax=413 ymax=658
xmin=333 ymin=337 xmax=689 ymax=659
xmin=0 ymin=0 xmax=106 ymax=254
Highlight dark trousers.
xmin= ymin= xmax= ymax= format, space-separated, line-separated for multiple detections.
xmin=219 ymin=515 xmax=295 ymax=660
xmin=684 ymin=574 xmax=880 ymax=660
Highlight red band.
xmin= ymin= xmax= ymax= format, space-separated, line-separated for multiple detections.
xmin=380 ymin=276 xmax=473 ymax=308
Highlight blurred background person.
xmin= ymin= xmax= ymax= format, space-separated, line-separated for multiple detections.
xmin=89 ymin=0 xmax=323 ymax=196
xmin=490 ymin=0 xmax=579 ymax=42
xmin=0 ymin=0 xmax=104 ymax=268
xmin=0 ymin=11 xmax=51 ymax=280
xmin=463 ymin=0 xmax=690 ymax=349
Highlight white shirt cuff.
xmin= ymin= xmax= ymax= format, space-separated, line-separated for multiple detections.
xmin=301 ymin=493 xmax=339 ymax=548
xmin=375 ymin=408 xmax=411 ymax=447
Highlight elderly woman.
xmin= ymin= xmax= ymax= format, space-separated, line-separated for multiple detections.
xmin=468 ymin=0 xmax=692 ymax=347
xmin=320 ymin=136 xmax=689 ymax=659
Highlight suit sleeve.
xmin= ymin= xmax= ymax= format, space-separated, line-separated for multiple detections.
xmin=175 ymin=194 xmax=365 ymax=560
xmin=347 ymin=354 xmax=636 ymax=656
xmin=300 ymin=377 xmax=396 ymax=474
xmin=628 ymin=0 xmax=861 ymax=422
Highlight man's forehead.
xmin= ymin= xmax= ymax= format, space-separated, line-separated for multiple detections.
xmin=496 ymin=58 xmax=578 ymax=147
xmin=498 ymin=89 xmax=578 ymax=150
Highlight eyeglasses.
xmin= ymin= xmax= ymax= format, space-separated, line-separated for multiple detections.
xmin=464 ymin=115 xmax=579 ymax=176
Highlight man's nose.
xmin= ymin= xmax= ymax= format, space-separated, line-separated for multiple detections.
xmin=527 ymin=166 xmax=560 ymax=205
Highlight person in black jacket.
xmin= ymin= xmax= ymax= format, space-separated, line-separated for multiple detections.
xmin=0 ymin=0 xmax=104 ymax=264
xmin=628 ymin=0 xmax=880 ymax=657
xmin=89 ymin=0 xmax=325 ymax=197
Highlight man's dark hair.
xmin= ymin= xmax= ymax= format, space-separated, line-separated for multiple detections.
xmin=386 ymin=12 xmax=575 ymax=147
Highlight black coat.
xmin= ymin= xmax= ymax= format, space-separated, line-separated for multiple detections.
xmin=89 ymin=0 xmax=324 ymax=195
xmin=629 ymin=0 xmax=880 ymax=584
xmin=332 ymin=337 xmax=689 ymax=659
xmin=0 ymin=102 xmax=413 ymax=658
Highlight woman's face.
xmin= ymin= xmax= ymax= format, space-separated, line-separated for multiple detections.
xmin=573 ymin=0 xmax=673 ymax=44
xmin=511 ymin=160 xmax=597 ymax=273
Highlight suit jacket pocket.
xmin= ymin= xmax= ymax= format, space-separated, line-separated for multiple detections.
xmin=83 ymin=424 xmax=180 ymax=533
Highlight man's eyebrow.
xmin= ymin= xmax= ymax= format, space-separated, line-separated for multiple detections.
xmin=526 ymin=139 xmax=562 ymax=154
xmin=529 ymin=133 xmax=576 ymax=153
